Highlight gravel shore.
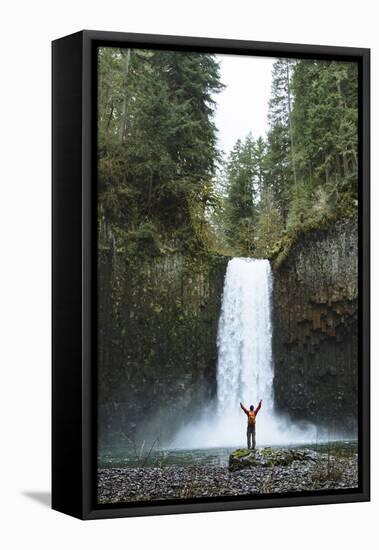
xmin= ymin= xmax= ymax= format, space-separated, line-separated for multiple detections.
xmin=97 ymin=451 xmax=358 ymax=504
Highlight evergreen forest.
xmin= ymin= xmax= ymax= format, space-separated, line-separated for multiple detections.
xmin=98 ymin=48 xmax=358 ymax=265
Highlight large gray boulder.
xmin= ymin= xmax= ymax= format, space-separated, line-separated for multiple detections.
xmin=229 ymin=447 xmax=319 ymax=472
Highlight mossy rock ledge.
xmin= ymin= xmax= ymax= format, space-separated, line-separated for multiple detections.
xmin=229 ymin=448 xmax=319 ymax=472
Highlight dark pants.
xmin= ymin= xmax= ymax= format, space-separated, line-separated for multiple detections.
xmin=247 ymin=425 xmax=256 ymax=450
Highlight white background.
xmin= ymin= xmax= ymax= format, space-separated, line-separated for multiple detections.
xmin=0 ymin=1 xmax=376 ymax=548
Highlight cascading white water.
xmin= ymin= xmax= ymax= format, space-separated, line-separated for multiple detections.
xmin=171 ymin=257 xmax=317 ymax=449
xmin=216 ymin=258 xmax=274 ymax=417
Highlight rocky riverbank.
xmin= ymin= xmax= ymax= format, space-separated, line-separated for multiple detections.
xmin=97 ymin=447 xmax=358 ymax=504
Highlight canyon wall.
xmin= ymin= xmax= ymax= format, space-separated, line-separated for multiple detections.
xmin=272 ymin=216 xmax=358 ymax=435
xmin=97 ymin=250 xmax=228 ymax=445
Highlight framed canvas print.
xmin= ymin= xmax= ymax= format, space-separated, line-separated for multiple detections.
xmin=52 ymin=30 xmax=370 ymax=519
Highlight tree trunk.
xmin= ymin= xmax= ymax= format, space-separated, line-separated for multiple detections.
xmin=106 ymin=103 xmax=114 ymax=137
xmin=118 ymin=49 xmax=132 ymax=144
xmin=286 ymin=60 xmax=297 ymax=186
xmin=351 ymin=149 xmax=358 ymax=173
xmin=335 ymin=71 xmax=352 ymax=180
xmin=147 ymin=169 xmax=153 ymax=212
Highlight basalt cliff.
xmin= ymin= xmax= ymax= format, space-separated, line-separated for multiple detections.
xmin=272 ymin=216 xmax=358 ymax=435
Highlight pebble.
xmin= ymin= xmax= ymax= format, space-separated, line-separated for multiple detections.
xmin=97 ymin=452 xmax=358 ymax=504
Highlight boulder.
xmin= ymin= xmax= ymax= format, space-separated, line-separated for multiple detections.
xmin=229 ymin=447 xmax=319 ymax=472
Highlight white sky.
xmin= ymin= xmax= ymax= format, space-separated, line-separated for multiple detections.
xmin=213 ymin=54 xmax=275 ymax=155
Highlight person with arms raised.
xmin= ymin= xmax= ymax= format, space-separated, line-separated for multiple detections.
xmin=240 ymin=400 xmax=263 ymax=450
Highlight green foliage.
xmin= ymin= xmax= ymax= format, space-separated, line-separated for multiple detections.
xmin=231 ymin=449 xmax=251 ymax=459
xmin=291 ymin=60 xmax=358 ymax=193
xmin=265 ymin=58 xmax=297 ymax=219
xmin=212 ymin=57 xmax=358 ymax=261
xmin=97 ymin=47 xmax=224 ymax=255
xmin=221 ymin=134 xmax=265 ymax=255
xmin=98 ymin=48 xmax=358 ymax=264
xmin=124 ymin=223 xmax=163 ymax=258
xmin=254 ymin=191 xmax=284 ymax=258
xmin=286 ymin=180 xmax=314 ymax=229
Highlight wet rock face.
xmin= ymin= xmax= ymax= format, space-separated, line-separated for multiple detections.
xmin=97 ymin=251 xmax=228 ymax=444
xmin=272 ymin=216 xmax=358 ymax=434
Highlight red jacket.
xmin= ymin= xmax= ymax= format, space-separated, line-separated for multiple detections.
xmin=240 ymin=401 xmax=262 ymax=425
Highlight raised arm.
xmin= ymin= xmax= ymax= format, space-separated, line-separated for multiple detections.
xmin=240 ymin=402 xmax=249 ymax=415
xmin=254 ymin=400 xmax=262 ymax=415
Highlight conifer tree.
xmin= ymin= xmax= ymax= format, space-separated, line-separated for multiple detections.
xmin=223 ymin=134 xmax=259 ymax=254
xmin=266 ymin=58 xmax=297 ymax=220
xmin=97 ymin=47 xmax=223 ymax=252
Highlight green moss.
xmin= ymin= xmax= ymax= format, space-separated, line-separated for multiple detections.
xmin=260 ymin=447 xmax=273 ymax=455
xmin=231 ymin=449 xmax=251 ymax=459
xmin=270 ymin=210 xmax=355 ymax=271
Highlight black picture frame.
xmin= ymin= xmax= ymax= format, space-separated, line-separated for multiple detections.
xmin=52 ymin=30 xmax=370 ymax=520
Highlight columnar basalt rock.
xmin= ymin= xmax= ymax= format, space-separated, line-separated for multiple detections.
xmin=97 ymin=250 xmax=228 ymax=445
xmin=272 ymin=216 xmax=358 ymax=435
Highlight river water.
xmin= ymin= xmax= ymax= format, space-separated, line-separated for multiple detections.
xmin=98 ymin=441 xmax=357 ymax=469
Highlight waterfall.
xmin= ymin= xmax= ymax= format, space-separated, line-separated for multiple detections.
xmin=171 ymin=257 xmax=316 ymax=449
xmin=216 ymin=258 xmax=274 ymax=416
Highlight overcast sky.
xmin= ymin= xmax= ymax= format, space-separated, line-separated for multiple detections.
xmin=213 ymin=54 xmax=275 ymax=155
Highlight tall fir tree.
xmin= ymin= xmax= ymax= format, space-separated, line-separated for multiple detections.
xmin=97 ymin=47 xmax=224 ymax=253
xmin=291 ymin=59 xmax=358 ymax=209
xmin=266 ymin=58 xmax=297 ymax=221
xmin=222 ymin=134 xmax=259 ymax=254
